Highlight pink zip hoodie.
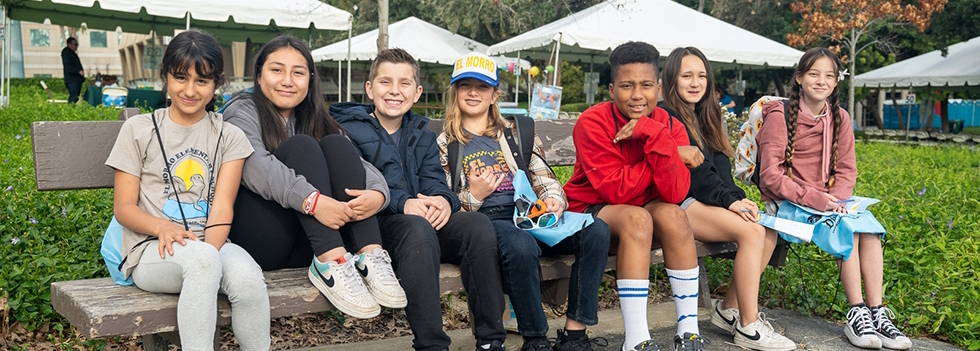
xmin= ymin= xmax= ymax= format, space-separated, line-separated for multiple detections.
xmin=757 ymin=100 xmax=857 ymax=210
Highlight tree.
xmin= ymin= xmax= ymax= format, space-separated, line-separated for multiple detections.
xmin=786 ymin=0 xmax=946 ymax=119
xmin=377 ymin=0 xmax=389 ymax=52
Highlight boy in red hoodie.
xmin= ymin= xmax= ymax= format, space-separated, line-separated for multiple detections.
xmin=564 ymin=41 xmax=706 ymax=351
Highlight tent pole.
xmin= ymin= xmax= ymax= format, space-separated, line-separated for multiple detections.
xmin=346 ymin=20 xmax=352 ymax=102
xmin=515 ymin=50 xmax=520 ymax=104
xmin=185 ymin=11 xmax=190 ymax=30
xmin=4 ymin=10 xmax=10 ymax=107
xmin=1 ymin=6 xmax=7 ymax=107
xmin=552 ymin=35 xmax=561 ymax=86
xmin=338 ymin=60 xmax=342 ymax=103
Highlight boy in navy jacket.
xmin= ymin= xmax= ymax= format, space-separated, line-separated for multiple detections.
xmin=332 ymin=48 xmax=506 ymax=351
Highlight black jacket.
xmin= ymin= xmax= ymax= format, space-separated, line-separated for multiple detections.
xmin=61 ymin=47 xmax=84 ymax=84
xmin=659 ymin=103 xmax=746 ymax=209
xmin=332 ymin=103 xmax=461 ymax=216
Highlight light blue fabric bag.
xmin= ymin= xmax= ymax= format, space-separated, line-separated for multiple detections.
xmin=101 ymin=216 xmax=134 ymax=285
xmin=512 ymin=169 xmax=594 ymax=246
xmin=775 ymin=201 xmax=886 ymax=261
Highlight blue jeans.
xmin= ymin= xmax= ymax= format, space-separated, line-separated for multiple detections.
xmin=486 ymin=209 xmax=610 ymax=337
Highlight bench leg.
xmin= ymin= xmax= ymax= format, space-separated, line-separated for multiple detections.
xmin=143 ymin=333 xmax=170 ymax=351
xmin=541 ymin=277 xmax=570 ymax=307
xmin=697 ymin=257 xmax=713 ymax=309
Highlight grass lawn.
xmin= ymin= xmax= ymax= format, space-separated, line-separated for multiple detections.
xmin=2 ymin=79 xmax=979 ymax=349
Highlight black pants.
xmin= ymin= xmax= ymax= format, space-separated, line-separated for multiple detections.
xmin=379 ymin=212 xmax=506 ymax=351
xmin=230 ymin=134 xmax=382 ymax=270
xmin=65 ymin=81 xmax=81 ymax=104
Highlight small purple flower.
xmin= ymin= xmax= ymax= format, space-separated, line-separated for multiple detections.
xmin=3 ymin=158 xmax=8 ymax=163
xmin=947 ymin=219 xmax=954 ymax=230
xmin=918 ymin=188 xmax=927 ymax=196
xmin=14 ymin=134 xmax=22 ymax=140
xmin=30 ymin=218 xmax=38 ymax=224
xmin=927 ymin=218 xmax=933 ymax=225
xmin=898 ymin=215 xmax=905 ymax=219
xmin=61 ymin=207 xmax=67 ymax=217
xmin=4 ymin=185 xmax=11 ymax=191
xmin=10 ymin=237 xmax=19 ymax=245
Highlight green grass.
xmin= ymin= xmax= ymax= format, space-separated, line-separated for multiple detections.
xmin=2 ymin=79 xmax=979 ymax=349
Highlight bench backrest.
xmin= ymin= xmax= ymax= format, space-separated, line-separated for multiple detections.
xmin=31 ymin=114 xmax=578 ymax=192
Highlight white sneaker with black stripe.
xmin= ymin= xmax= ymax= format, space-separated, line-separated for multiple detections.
xmin=710 ymin=300 xmax=739 ymax=335
xmin=356 ymin=248 xmax=407 ymax=308
xmin=733 ymin=312 xmax=797 ymax=351
xmin=845 ymin=305 xmax=882 ymax=349
xmin=308 ymin=253 xmax=381 ymax=319
xmin=872 ymin=306 xmax=912 ymax=350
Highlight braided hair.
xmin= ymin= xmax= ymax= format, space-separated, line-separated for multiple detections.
xmin=786 ymin=47 xmax=843 ymax=187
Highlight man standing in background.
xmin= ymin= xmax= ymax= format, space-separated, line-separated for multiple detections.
xmin=61 ymin=37 xmax=84 ymax=104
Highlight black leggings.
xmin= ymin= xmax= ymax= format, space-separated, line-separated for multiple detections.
xmin=230 ymin=134 xmax=383 ymax=271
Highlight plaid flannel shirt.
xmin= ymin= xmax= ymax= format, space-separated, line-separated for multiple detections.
xmin=437 ymin=121 xmax=566 ymax=212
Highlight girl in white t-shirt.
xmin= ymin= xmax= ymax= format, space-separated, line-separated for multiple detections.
xmin=106 ymin=30 xmax=268 ymax=351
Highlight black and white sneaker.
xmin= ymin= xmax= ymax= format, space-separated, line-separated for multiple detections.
xmin=673 ymin=333 xmax=709 ymax=351
xmin=845 ymin=305 xmax=882 ymax=349
xmin=710 ymin=300 xmax=739 ymax=335
xmin=871 ymin=306 xmax=912 ymax=350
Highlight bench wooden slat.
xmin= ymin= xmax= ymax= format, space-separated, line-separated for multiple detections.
xmin=31 ymin=121 xmax=124 ymax=191
xmin=52 ymin=265 xmax=468 ymax=339
xmin=425 ymin=118 xmax=577 ymax=166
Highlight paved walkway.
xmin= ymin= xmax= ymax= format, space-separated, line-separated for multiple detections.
xmin=297 ymin=300 xmax=964 ymax=350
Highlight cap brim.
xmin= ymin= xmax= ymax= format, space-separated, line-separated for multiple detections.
xmin=450 ymin=72 xmax=498 ymax=87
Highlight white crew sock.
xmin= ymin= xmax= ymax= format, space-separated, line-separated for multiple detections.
xmin=617 ymin=279 xmax=651 ymax=350
xmin=666 ymin=267 xmax=700 ymax=337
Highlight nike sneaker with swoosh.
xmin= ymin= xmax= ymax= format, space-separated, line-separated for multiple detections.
xmin=308 ymin=253 xmax=380 ymax=319
xmin=733 ymin=312 xmax=797 ymax=351
xmin=356 ymin=248 xmax=407 ymax=308
xmin=710 ymin=300 xmax=739 ymax=335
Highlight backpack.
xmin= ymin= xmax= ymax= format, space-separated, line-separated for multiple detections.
xmin=447 ymin=114 xmax=536 ymax=193
xmin=733 ymin=96 xmax=789 ymax=186
xmin=101 ymin=216 xmax=134 ymax=285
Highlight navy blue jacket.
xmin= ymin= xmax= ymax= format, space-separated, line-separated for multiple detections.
xmin=332 ymin=102 xmax=461 ymax=216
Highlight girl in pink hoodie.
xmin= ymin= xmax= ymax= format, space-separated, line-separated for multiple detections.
xmin=757 ymin=48 xmax=911 ymax=350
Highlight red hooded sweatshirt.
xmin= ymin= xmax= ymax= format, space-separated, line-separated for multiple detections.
xmin=564 ymin=101 xmax=691 ymax=212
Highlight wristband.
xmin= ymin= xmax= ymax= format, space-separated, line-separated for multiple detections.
xmin=303 ymin=191 xmax=319 ymax=215
xmin=311 ymin=192 xmax=320 ymax=216
xmin=204 ymin=223 xmax=232 ymax=230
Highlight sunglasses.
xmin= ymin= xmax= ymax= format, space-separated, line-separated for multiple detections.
xmin=515 ymin=195 xmax=558 ymax=229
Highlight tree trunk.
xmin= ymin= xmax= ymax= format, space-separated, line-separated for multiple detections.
xmin=890 ymin=87 xmax=906 ymax=130
xmin=698 ymin=0 xmax=705 ymax=12
xmin=773 ymin=72 xmax=785 ymax=96
xmin=376 ymin=0 xmax=389 ymax=53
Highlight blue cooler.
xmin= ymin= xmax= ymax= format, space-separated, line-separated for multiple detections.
xmin=102 ymin=87 xmax=128 ymax=107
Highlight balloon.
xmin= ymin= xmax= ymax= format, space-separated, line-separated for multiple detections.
xmin=508 ymin=62 xmax=515 ymax=73
xmin=546 ymin=65 xmax=554 ymax=73
xmin=529 ymin=66 xmax=540 ymax=78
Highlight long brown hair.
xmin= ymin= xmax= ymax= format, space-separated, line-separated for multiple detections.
xmin=786 ymin=47 xmax=843 ymax=187
xmin=249 ymin=35 xmax=343 ymax=152
xmin=661 ymin=47 xmax=733 ymax=157
xmin=441 ymin=83 xmax=505 ymax=144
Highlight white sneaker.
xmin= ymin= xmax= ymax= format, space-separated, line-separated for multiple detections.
xmin=710 ymin=300 xmax=739 ymax=335
xmin=734 ymin=312 xmax=797 ymax=351
xmin=845 ymin=305 xmax=882 ymax=349
xmin=308 ymin=253 xmax=381 ymax=319
xmin=872 ymin=306 xmax=912 ymax=350
xmin=356 ymin=248 xmax=408 ymax=308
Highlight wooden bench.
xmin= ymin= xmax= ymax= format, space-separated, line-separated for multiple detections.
xmin=34 ymin=110 xmax=785 ymax=350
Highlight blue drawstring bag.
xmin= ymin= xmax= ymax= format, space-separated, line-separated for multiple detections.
xmin=775 ymin=201 xmax=886 ymax=261
xmin=101 ymin=216 xmax=134 ymax=285
xmin=512 ymin=169 xmax=594 ymax=246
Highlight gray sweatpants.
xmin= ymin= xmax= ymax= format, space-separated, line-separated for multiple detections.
xmin=132 ymin=241 xmax=270 ymax=351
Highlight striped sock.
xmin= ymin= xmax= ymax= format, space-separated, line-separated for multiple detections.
xmin=666 ymin=267 xmax=700 ymax=336
xmin=617 ymin=279 xmax=651 ymax=350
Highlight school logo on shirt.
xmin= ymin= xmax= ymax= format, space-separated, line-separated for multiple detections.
xmin=161 ymin=148 xmax=214 ymax=227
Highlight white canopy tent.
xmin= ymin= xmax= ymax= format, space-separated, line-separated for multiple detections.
xmin=853 ymin=36 xmax=980 ymax=88
xmin=312 ymin=16 xmax=529 ymax=102
xmin=487 ymin=0 xmax=803 ymax=85
xmin=0 ymin=0 xmax=353 ymax=106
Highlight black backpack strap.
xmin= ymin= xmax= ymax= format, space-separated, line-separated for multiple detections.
xmin=511 ymin=114 xmax=535 ymax=169
xmin=782 ymin=99 xmax=792 ymax=174
xmin=448 ymin=140 xmax=464 ymax=193
xmin=503 ymin=128 xmax=528 ymax=174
